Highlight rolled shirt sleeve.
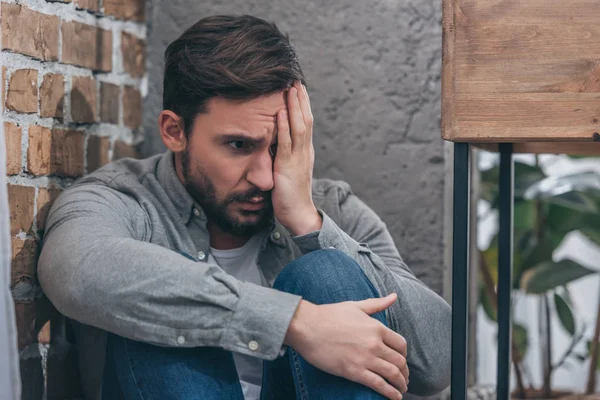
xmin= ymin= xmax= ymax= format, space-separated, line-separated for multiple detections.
xmin=292 ymin=210 xmax=361 ymax=256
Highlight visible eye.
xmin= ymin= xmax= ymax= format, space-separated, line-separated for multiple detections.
xmin=228 ymin=141 xmax=248 ymax=150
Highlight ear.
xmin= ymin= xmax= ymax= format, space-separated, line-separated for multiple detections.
xmin=159 ymin=110 xmax=187 ymax=152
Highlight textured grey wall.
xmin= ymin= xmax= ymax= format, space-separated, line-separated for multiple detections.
xmin=143 ymin=0 xmax=446 ymax=294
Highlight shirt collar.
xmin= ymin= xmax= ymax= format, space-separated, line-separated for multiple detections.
xmin=156 ymin=150 xmax=198 ymax=224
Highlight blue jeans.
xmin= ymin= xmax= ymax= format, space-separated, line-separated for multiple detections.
xmin=102 ymin=249 xmax=388 ymax=400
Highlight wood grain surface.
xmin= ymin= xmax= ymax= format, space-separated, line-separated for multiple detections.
xmin=442 ymin=0 xmax=600 ymax=152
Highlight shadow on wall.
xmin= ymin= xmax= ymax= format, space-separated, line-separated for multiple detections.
xmin=14 ymin=87 xmax=97 ymax=400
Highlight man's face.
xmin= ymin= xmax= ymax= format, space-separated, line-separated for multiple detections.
xmin=181 ymin=92 xmax=286 ymax=237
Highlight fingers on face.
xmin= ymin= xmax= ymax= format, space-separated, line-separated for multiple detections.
xmin=285 ymin=82 xmax=314 ymax=151
xmin=276 ymin=110 xmax=291 ymax=156
xmin=295 ymin=81 xmax=313 ymax=127
xmin=287 ymin=87 xmax=306 ymax=147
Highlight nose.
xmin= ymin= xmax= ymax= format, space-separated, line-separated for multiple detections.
xmin=246 ymin=148 xmax=274 ymax=192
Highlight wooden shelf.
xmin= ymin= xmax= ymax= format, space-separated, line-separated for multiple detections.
xmin=442 ymin=0 xmax=600 ymax=154
xmin=474 ymin=142 xmax=600 ymax=155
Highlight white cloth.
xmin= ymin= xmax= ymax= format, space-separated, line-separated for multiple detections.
xmin=208 ymin=234 xmax=266 ymax=400
xmin=0 ymin=106 xmax=22 ymax=399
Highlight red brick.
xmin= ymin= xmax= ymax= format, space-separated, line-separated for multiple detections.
xmin=15 ymin=302 xmax=36 ymax=350
xmin=40 ymin=73 xmax=64 ymax=119
xmin=5 ymin=122 xmax=22 ymax=175
xmin=75 ymin=0 xmax=99 ymax=12
xmin=6 ymin=69 xmax=38 ymax=114
xmin=27 ymin=125 xmax=52 ymax=176
xmin=11 ymin=238 xmax=39 ymax=287
xmin=99 ymin=82 xmax=119 ymax=124
xmin=2 ymin=4 xmax=59 ymax=61
xmin=122 ymin=86 xmax=142 ymax=130
xmin=37 ymin=187 xmax=61 ymax=231
xmin=87 ymin=135 xmax=110 ymax=172
xmin=112 ymin=140 xmax=140 ymax=160
xmin=71 ymin=76 xmax=97 ymax=123
xmin=104 ymin=0 xmax=145 ymax=21
xmin=50 ymin=129 xmax=85 ymax=177
xmin=8 ymin=184 xmax=35 ymax=235
xmin=61 ymin=21 xmax=112 ymax=72
xmin=121 ymin=32 xmax=145 ymax=78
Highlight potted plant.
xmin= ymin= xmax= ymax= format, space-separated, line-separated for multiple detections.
xmin=478 ymin=155 xmax=600 ymax=399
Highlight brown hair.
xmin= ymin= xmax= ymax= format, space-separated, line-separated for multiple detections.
xmin=163 ymin=15 xmax=306 ymax=136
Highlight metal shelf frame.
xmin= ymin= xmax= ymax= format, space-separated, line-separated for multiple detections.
xmin=451 ymin=143 xmax=514 ymax=400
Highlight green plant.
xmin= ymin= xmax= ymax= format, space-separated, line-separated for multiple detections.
xmin=478 ymin=155 xmax=600 ymax=398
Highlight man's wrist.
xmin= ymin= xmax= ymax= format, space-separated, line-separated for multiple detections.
xmin=287 ymin=208 xmax=323 ymax=237
xmin=284 ymin=299 xmax=312 ymax=347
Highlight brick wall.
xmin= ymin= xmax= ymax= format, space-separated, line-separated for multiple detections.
xmin=1 ymin=0 xmax=146 ymax=398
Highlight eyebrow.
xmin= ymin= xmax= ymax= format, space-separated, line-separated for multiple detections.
xmin=219 ymin=133 xmax=278 ymax=145
xmin=219 ymin=133 xmax=266 ymax=146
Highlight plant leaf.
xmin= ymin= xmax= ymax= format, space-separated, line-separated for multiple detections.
xmin=520 ymin=259 xmax=595 ymax=294
xmin=482 ymin=246 xmax=499 ymax=286
xmin=525 ymin=171 xmax=600 ymax=197
xmin=561 ymin=285 xmax=573 ymax=306
xmin=513 ymin=233 xmax=555 ymax=291
xmin=519 ymin=236 xmax=556 ymax=273
xmin=547 ymin=203 xmax=600 ymax=248
xmin=514 ymin=201 xmax=536 ymax=231
xmin=481 ymin=161 xmax=546 ymax=202
xmin=579 ymin=228 xmax=600 ymax=248
xmin=554 ymin=292 xmax=575 ymax=336
xmin=513 ymin=323 xmax=528 ymax=363
xmin=480 ymin=182 xmax=498 ymax=204
xmin=548 ymin=191 xmax=598 ymax=213
xmin=524 ymin=172 xmax=600 ymax=213
xmin=546 ymin=205 xmax=590 ymax=248
xmin=586 ymin=341 xmax=600 ymax=370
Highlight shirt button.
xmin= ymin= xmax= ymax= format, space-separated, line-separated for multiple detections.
xmin=198 ymin=251 xmax=206 ymax=260
xmin=193 ymin=208 xmax=200 ymax=217
xmin=177 ymin=335 xmax=185 ymax=345
xmin=272 ymin=231 xmax=281 ymax=240
xmin=248 ymin=340 xmax=259 ymax=351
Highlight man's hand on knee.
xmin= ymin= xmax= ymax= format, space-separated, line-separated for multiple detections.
xmin=284 ymin=293 xmax=409 ymax=400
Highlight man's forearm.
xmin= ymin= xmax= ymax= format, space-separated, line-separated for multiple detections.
xmin=38 ymin=194 xmax=301 ymax=360
xmin=293 ymin=209 xmax=451 ymax=395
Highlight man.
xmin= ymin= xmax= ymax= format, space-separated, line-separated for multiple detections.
xmin=39 ymin=15 xmax=451 ymax=400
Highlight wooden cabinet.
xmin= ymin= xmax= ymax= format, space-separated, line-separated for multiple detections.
xmin=442 ymin=0 xmax=600 ymax=154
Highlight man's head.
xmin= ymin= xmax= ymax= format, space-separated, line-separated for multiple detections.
xmin=159 ymin=15 xmax=305 ymax=237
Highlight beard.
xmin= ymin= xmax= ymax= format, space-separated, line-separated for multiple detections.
xmin=181 ymin=149 xmax=274 ymax=237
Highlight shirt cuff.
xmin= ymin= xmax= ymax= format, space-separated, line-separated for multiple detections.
xmin=292 ymin=210 xmax=360 ymax=256
xmin=220 ymin=281 xmax=301 ymax=360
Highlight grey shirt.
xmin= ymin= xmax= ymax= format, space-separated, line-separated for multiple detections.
xmin=38 ymin=151 xmax=451 ymax=399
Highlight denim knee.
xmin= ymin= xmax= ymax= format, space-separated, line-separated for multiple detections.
xmin=273 ymin=249 xmax=382 ymax=306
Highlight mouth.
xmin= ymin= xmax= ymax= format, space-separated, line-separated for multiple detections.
xmin=238 ymin=196 xmax=267 ymax=211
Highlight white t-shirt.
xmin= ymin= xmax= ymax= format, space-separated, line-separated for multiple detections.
xmin=208 ymin=234 xmax=265 ymax=400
